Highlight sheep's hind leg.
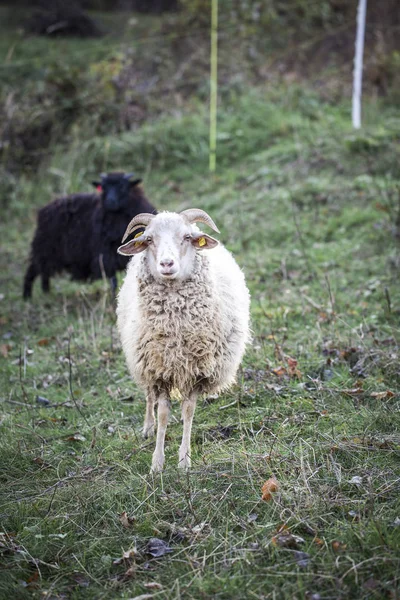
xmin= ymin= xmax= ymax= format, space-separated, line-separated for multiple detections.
xmin=178 ymin=391 xmax=198 ymax=470
xmin=150 ymin=391 xmax=170 ymax=474
xmin=23 ymin=263 xmax=39 ymax=299
xmin=110 ymin=275 xmax=118 ymax=297
xmin=41 ymin=273 xmax=50 ymax=294
xmin=143 ymin=390 xmax=156 ymax=438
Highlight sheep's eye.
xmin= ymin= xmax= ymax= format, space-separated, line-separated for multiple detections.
xmin=184 ymin=234 xmax=192 ymax=241
xmin=146 ymin=236 xmax=153 ymax=244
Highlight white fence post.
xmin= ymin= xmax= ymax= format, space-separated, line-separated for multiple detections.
xmin=352 ymin=0 xmax=367 ymax=129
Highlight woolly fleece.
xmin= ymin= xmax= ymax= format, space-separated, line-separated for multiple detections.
xmin=117 ymin=245 xmax=250 ymax=398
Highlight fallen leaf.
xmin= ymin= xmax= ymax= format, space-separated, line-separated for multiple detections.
xmin=112 ymin=548 xmax=136 ymax=566
xmin=298 ymin=522 xmax=316 ymax=536
xmin=272 ymin=366 xmax=287 ymax=377
xmin=65 ymin=433 xmax=86 ymax=442
xmin=349 ymin=476 xmax=362 ymax=485
xmin=33 ymin=457 xmax=51 ymax=468
xmin=265 ymin=383 xmax=283 ymax=393
xmin=313 ymin=537 xmax=324 ymax=547
xmin=342 ymin=387 xmax=363 ymax=396
xmin=192 ymin=521 xmax=207 ymax=534
xmin=375 ymin=202 xmax=390 ymax=212
xmin=331 ymin=540 xmax=347 ymax=552
xmin=36 ymin=395 xmax=50 ymax=406
xmin=37 ymin=338 xmax=50 ymax=346
xmin=120 ymin=511 xmax=136 ymax=528
xmin=0 ymin=344 xmax=11 ymax=358
xmin=145 ymin=538 xmax=172 ymax=558
xmin=287 ymin=356 xmax=302 ymax=378
xmin=363 ymin=578 xmax=379 ymax=590
xmin=50 ymin=417 xmax=68 ymax=424
xmin=370 ymin=390 xmax=395 ymax=400
xmin=318 ymin=311 xmax=329 ymax=322
xmin=247 ymin=513 xmax=258 ymax=523
xmin=350 ymin=437 xmax=363 ymax=445
xmin=293 ymin=550 xmax=311 ymax=568
xmin=25 ymin=569 xmax=40 ymax=588
xmin=123 ymin=564 xmax=136 ymax=579
xmin=348 ymin=510 xmax=360 ymax=521
xmin=72 ymin=572 xmax=89 ymax=587
xmin=271 ymin=532 xmax=305 ymax=548
xmin=261 ymin=477 xmax=279 ymax=501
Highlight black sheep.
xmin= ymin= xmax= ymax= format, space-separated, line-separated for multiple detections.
xmin=23 ymin=172 xmax=157 ymax=299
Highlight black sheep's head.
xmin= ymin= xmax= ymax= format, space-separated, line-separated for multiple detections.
xmin=92 ymin=172 xmax=142 ymax=212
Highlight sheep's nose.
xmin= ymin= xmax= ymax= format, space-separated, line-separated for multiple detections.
xmin=160 ymin=258 xmax=174 ymax=268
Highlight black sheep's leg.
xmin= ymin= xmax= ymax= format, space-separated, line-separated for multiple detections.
xmin=41 ymin=273 xmax=50 ymax=294
xmin=23 ymin=263 xmax=38 ymax=299
xmin=110 ymin=275 xmax=118 ymax=297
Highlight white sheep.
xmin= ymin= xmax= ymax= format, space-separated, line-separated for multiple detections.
xmin=116 ymin=209 xmax=250 ymax=473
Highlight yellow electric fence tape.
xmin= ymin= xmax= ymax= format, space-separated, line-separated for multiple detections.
xmin=209 ymin=0 xmax=218 ymax=172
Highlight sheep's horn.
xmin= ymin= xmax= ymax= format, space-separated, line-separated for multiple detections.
xmin=123 ymin=172 xmax=135 ymax=180
xmin=180 ymin=209 xmax=220 ymax=234
xmin=100 ymin=173 xmax=107 ymax=179
xmin=121 ymin=213 xmax=155 ymax=243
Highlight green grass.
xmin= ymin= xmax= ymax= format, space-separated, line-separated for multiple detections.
xmin=1 ymin=8 xmax=400 ymax=598
xmin=1 ymin=89 xmax=400 ymax=598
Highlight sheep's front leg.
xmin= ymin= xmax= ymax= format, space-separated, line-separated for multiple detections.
xmin=110 ymin=275 xmax=118 ymax=297
xmin=143 ymin=390 xmax=156 ymax=438
xmin=179 ymin=391 xmax=198 ymax=470
xmin=150 ymin=391 xmax=170 ymax=474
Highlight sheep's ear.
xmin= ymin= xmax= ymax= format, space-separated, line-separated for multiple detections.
xmin=92 ymin=181 xmax=101 ymax=187
xmin=191 ymin=233 xmax=219 ymax=250
xmin=129 ymin=178 xmax=142 ymax=187
xmin=117 ymin=239 xmax=148 ymax=256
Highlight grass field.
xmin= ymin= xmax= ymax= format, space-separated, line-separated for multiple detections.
xmin=1 ymin=7 xmax=400 ymax=600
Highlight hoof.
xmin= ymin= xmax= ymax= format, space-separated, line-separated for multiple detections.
xmin=143 ymin=424 xmax=155 ymax=439
xmin=178 ymin=453 xmax=191 ymax=470
xmin=150 ymin=454 xmax=165 ymax=474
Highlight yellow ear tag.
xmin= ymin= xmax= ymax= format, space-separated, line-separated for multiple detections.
xmin=198 ymin=237 xmax=206 ymax=247
xmin=134 ymin=231 xmax=143 ymax=247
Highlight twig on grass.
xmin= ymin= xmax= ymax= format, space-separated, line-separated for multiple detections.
xmin=291 ymin=199 xmax=315 ymax=279
xmin=384 ymin=286 xmax=392 ymax=314
xmin=4 ymin=398 xmax=32 ymax=408
xmin=301 ymin=293 xmax=322 ymax=311
xmin=325 ymin=273 xmax=336 ymax=315
xmin=18 ymin=346 xmax=30 ymax=405
xmin=43 ymin=485 xmax=58 ymax=518
xmin=67 ymin=335 xmax=90 ymax=428
xmin=219 ymin=399 xmax=238 ymax=410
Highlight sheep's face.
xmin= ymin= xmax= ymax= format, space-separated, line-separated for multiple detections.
xmin=118 ymin=213 xmax=218 ymax=281
xmin=92 ymin=173 xmax=142 ymax=213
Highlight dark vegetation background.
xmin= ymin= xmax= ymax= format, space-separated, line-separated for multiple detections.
xmin=0 ymin=1 xmax=399 ymax=599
